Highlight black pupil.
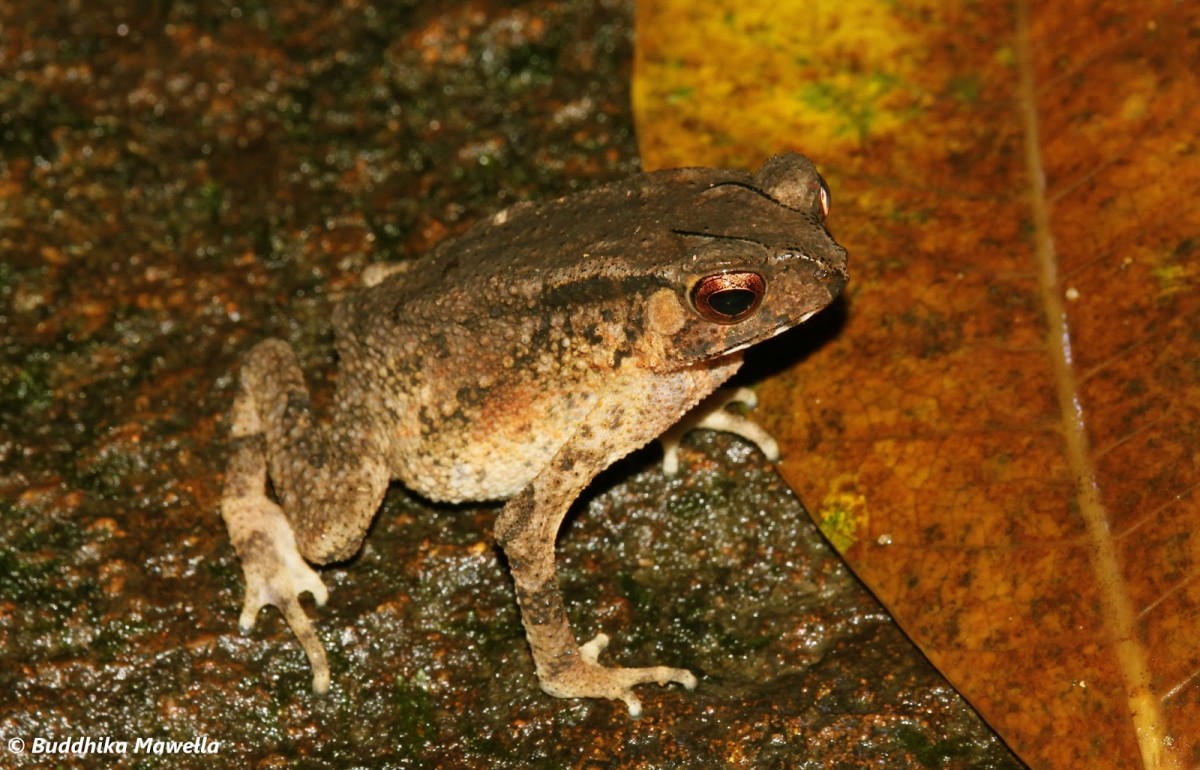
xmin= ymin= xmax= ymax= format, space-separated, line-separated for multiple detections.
xmin=707 ymin=288 xmax=757 ymax=317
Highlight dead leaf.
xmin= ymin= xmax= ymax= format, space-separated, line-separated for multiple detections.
xmin=635 ymin=1 xmax=1200 ymax=768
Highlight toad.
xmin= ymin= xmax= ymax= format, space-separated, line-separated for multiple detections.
xmin=220 ymin=153 xmax=848 ymax=715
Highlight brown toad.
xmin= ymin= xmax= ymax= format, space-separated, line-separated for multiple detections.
xmin=220 ymin=153 xmax=848 ymax=715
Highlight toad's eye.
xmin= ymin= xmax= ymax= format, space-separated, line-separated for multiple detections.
xmin=817 ymin=178 xmax=831 ymax=219
xmin=690 ymin=271 xmax=766 ymax=324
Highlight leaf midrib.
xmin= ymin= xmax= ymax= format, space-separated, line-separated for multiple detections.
xmin=1015 ymin=2 xmax=1176 ymax=768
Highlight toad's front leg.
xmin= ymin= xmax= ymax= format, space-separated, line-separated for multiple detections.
xmin=496 ymin=479 xmax=696 ymax=717
xmin=495 ymin=363 xmax=738 ymax=715
xmin=499 ymin=486 xmax=697 ymax=715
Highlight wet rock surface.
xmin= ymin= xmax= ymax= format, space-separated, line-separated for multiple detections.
xmin=0 ymin=1 xmax=1021 ymax=766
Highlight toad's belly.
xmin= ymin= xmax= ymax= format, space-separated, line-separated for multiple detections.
xmin=385 ymin=381 xmax=602 ymax=504
xmin=394 ymin=430 xmax=566 ymax=503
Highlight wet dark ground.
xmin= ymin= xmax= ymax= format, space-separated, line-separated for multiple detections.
xmin=0 ymin=0 xmax=1023 ymax=767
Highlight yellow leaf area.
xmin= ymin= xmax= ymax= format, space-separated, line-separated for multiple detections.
xmin=636 ymin=1 xmax=1200 ymax=769
xmin=634 ymin=0 xmax=932 ymax=170
xmin=814 ymin=474 xmax=869 ymax=553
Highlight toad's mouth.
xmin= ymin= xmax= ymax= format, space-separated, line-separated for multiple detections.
xmin=720 ymin=309 xmax=821 ymax=357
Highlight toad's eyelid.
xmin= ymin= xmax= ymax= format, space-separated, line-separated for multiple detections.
xmin=671 ymin=230 xmax=826 ymax=270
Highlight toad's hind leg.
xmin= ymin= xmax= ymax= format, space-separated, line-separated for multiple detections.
xmin=220 ymin=339 xmax=389 ymax=692
xmin=495 ymin=361 xmax=739 ymax=716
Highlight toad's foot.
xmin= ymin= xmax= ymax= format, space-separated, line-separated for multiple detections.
xmin=659 ymin=386 xmax=780 ymax=476
xmin=539 ymin=633 xmax=697 ymax=717
xmin=361 ymin=260 xmax=415 ymax=287
xmin=222 ymin=493 xmax=332 ymax=694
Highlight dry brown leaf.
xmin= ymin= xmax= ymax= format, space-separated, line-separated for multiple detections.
xmin=636 ymin=1 xmax=1200 ymax=768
